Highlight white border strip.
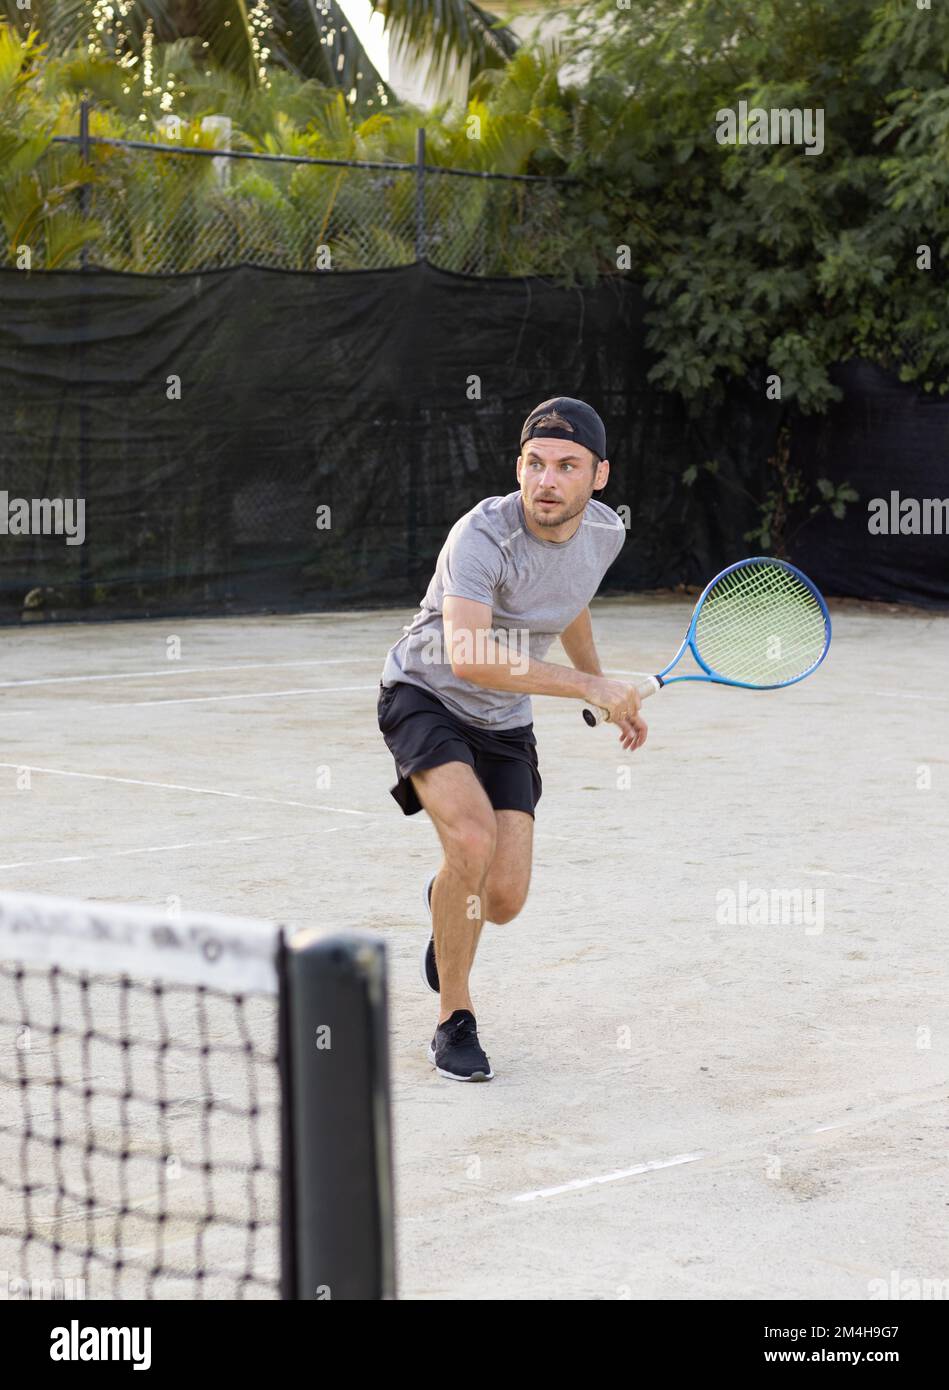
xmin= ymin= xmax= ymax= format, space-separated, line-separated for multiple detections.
xmin=0 ymin=891 xmax=280 ymax=994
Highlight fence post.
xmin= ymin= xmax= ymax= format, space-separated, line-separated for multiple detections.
xmin=77 ymin=98 xmax=91 ymax=608
xmin=78 ymin=99 xmax=90 ymax=270
xmin=201 ymin=114 xmax=233 ymax=188
xmin=415 ymin=128 xmax=426 ymax=262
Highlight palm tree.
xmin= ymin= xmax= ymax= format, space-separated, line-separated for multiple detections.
xmin=0 ymin=5 xmax=570 ymax=274
xmin=0 ymin=22 xmax=102 ymax=266
xmin=0 ymin=1 xmax=519 ymax=104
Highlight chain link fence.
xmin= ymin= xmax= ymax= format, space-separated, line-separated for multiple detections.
xmin=10 ymin=115 xmax=576 ymax=276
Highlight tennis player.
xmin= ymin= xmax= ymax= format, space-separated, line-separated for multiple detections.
xmin=378 ymin=397 xmax=646 ymax=1081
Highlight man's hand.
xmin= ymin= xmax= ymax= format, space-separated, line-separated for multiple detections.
xmin=586 ymin=676 xmax=649 ymax=752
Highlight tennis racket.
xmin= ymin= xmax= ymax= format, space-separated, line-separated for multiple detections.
xmin=582 ymin=556 xmax=831 ymax=726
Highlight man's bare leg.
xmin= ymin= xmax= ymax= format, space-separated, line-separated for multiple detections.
xmin=482 ymin=810 xmax=533 ymax=924
xmin=410 ymin=761 xmax=497 ymax=1023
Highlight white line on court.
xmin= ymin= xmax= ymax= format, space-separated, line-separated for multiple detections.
xmin=854 ymin=688 xmax=949 ymax=703
xmin=0 ymin=684 xmax=380 ymax=716
xmin=511 ymin=1083 xmax=949 ymax=1204
xmin=0 ymin=825 xmax=369 ymax=871
xmin=115 ymin=683 xmax=378 ymax=708
xmin=0 ymin=763 xmax=371 ymax=816
xmin=512 ymin=1153 xmax=706 ymax=1202
xmin=0 ymin=657 xmax=383 ymax=688
xmin=805 ymin=866 xmax=949 ymax=892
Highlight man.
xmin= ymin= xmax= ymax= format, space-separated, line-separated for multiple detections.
xmin=378 ymin=397 xmax=646 ymax=1081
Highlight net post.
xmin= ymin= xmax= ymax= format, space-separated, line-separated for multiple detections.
xmin=277 ymin=930 xmax=298 ymax=1300
xmin=279 ymin=929 xmax=396 ymax=1301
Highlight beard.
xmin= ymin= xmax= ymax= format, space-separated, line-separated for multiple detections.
xmin=527 ymin=489 xmax=592 ymax=528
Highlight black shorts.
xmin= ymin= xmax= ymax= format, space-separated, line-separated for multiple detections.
xmin=377 ymin=680 xmax=542 ymax=818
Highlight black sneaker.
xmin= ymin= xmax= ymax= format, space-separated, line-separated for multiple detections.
xmin=419 ymin=872 xmax=439 ymax=994
xmin=428 ymin=1009 xmax=494 ymax=1081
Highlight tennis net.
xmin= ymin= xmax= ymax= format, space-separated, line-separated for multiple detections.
xmin=0 ymin=891 xmax=395 ymax=1301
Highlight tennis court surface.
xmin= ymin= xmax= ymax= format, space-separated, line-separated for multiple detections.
xmin=2 ymin=597 xmax=947 ymax=1300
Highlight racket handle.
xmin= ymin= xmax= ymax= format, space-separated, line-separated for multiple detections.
xmin=582 ymin=675 xmax=662 ymax=727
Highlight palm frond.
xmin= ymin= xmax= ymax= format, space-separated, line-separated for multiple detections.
xmin=374 ymin=0 xmax=518 ymax=98
xmin=44 ymin=207 xmax=100 ymax=266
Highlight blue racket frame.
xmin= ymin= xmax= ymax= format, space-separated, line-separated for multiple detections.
xmin=654 ymin=556 xmax=832 ymax=690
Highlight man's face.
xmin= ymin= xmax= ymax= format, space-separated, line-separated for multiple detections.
xmin=516 ymin=437 xmax=609 ymax=532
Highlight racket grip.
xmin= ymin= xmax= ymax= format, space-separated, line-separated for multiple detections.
xmin=582 ymin=675 xmax=662 ymax=727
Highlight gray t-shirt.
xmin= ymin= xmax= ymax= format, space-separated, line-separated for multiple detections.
xmin=381 ymin=491 xmax=626 ymax=729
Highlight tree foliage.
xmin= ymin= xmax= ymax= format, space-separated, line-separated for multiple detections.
xmin=0 ymin=0 xmax=517 ymax=103
xmin=556 ymin=0 xmax=949 ymax=408
xmin=5 ymin=0 xmax=949 ymax=406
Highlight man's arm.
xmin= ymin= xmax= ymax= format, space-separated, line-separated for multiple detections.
xmin=443 ymin=596 xmax=646 ymax=747
xmin=558 ymin=606 xmax=603 ymax=677
xmin=559 ymin=605 xmax=646 ymax=751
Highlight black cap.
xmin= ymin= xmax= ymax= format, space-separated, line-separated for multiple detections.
xmin=519 ymin=396 xmax=606 ymax=461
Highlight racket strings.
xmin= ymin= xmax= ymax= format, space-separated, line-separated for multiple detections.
xmin=693 ymin=562 xmax=828 ymax=686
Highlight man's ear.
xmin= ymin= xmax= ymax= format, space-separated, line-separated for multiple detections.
xmin=515 ymin=453 xmax=523 ymax=482
xmin=594 ymin=457 xmax=610 ymax=491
